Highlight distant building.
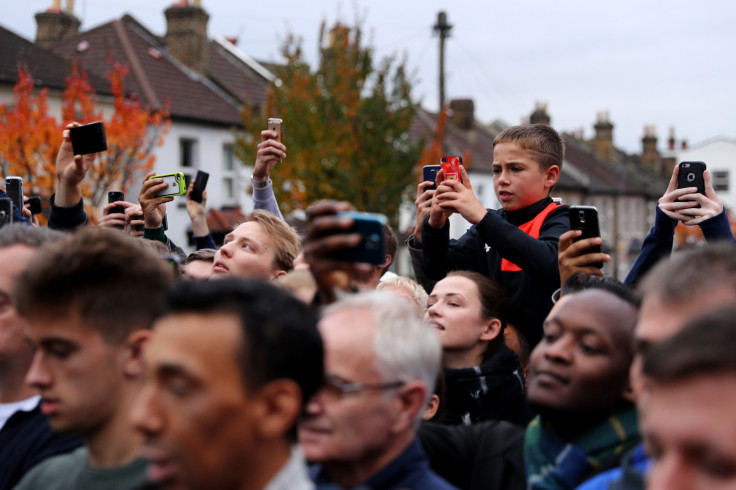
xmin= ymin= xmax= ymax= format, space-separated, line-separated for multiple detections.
xmin=2 ymin=0 xmax=275 ymax=251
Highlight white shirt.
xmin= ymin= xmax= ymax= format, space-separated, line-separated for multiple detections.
xmin=0 ymin=395 xmax=40 ymax=431
xmin=264 ymin=445 xmax=315 ymax=490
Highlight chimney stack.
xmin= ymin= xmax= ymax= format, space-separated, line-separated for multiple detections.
xmin=529 ymin=101 xmax=551 ymax=126
xmin=449 ymin=99 xmax=474 ymax=130
xmin=165 ymin=1 xmax=210 ymax=73
xmin=668 ymin=127 xmax=676 ymax=151
xmin=593 ymin=111 xmax=614 ymax=162
xmin=35 ymin=0 xmax=80 ymax=49
xmin=641 ymin=125 xmax=660 ymax=172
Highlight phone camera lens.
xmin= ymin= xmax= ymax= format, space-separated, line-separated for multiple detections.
xmin=578 ymin=210 xmax=586 ymax=223
xmin=365 ymin=234 xmax=381 ymax=250
xmin=687 ymin=173 xmax=696 ymax=182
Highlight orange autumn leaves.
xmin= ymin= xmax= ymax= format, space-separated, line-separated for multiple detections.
xmin=0 ymin=62 xmax=169 ymax=211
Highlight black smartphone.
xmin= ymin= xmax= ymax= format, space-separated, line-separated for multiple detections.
xmin=107 ymin=190 xmax=125 ymax=230
xmin=28 ymin=195 xmax=43 ymax=215
xmin=423 ymin=165 xmax=441 ymax=191
xmin=190 ymin=170 xmax=209 ymax=203
xmin=70 ymin=121 xmax=108 ymax=156
xmin=569 ymin=205 xmax=603 ymax=269
xmin=333 ymin=211 xmax=387 ymax=265
xmin=5 ymin=176 xmax=23 ymax=212
xmin=677 ymin=161 xmax=706 ymax=196
xmin=0 ymin=197 xmax=12 ymax=226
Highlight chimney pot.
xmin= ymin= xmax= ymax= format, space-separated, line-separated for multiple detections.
xmin=165 ymin=2 xmax=210 ymax=73
xmin=449 ymin=99 xmax=474 ymax=130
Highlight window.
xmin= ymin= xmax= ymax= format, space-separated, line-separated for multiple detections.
xmin=713 ymin=170 xmax=729 ymax=192
xmin=222 ymin=143 xmax=237 ymax=204
xmin=180 ymin=139 xmax=197 ymax=168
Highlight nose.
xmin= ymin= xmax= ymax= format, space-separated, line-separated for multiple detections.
xmin=25 ymin=351 xmax=52 ymax=390
xmin=425 ymin=302 xmax=441 ymax=320
xmin=543 ymin=335 xmax=573 ymax=364
xmin=130 ymin=384 xmax=164 ymax=437
xmin=303 ymin=388 xmax=328 ymax=416
xmin=495 ymin=168 xmax=511 ymax=185
xmin=647 ymin=451 xmax=690 ymax=490
xmin=217 ymin=243 xmax=232 ymax=259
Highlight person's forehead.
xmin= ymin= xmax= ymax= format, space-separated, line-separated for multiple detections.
xmin=229 ymin=221 xmax=268 ymax=243
xmin=432 ymin=275 xmax=477 ymax=297
xmin=0 ymin=244 xmax=35 ymax=287
xmin=319 ymin=309 xmax=378 ymax=374
xmin=150 ymin=313 xmax=242 ymax=382
xmin=555 ymin=290 xmax=636 ymax=343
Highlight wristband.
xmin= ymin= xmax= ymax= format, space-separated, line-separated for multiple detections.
xmin=251 ymin=176 xmax=271 ymax=189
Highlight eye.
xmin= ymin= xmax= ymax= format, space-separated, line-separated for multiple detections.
xmin=46 ymin=344 xmax=73 ymax=359
xmin=580 ymin=343 xmax=602 ymax=355
xmin=512 ymin=166 xmax=524 ymax=173
xmin=166 ymin=378 xmax=192 ymax=397
xmin=241 ymin=243 xmax=252 ymax=250
xmin=491 ymin=167 xmax=501 ymax=174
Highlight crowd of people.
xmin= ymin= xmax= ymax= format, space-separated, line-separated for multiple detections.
xmin=0 ymin=120 xmax=735 ymax=490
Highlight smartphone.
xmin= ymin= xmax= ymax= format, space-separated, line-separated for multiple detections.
xmin=268 ymin=118 xmax=283 ymax=143
xmin=423 ymin=165 xmax=441 ymax=191
xmin=69 ymin=121 xmax=108 ymax=155
xmin=148 ymin=172 xmax=187 ymax=197
xmin=0 ymin=198 xmax=12 ymax=226
xmin=677 ymin=161 xmax=706 ymax=196
xmin=440 ymin=156 xmax=462 ymax=181
xmin=190 ymin=170 xmax=209 ymax=203
xmin=107 ymin=190 xmax=125 ymax=230
xmin=333 ymin=211 xmax=387 ymax=265
xmin=28 ymin=195 xmax=43 ymax=215
xmin=569 ymin=206 xmax=603 ymax=269
xmin=5 ymin=176 xmax=23 ymax=212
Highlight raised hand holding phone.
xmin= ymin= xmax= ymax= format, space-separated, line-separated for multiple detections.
xmin=434 ymin=166 xmax=487 ymax=225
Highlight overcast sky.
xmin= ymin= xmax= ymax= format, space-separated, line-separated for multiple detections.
xmin=4 ymin=0 xmax=736 ymax=154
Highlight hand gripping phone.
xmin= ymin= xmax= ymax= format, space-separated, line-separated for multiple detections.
xmin=190 ymin=170 xmax=209 ymax=203
xmin=333 ymin=211 xmax=387 ymax=265
xmin=28 ymin=195 xmax=43 ymax=215
xmin=569 ymin=205 xmax=603 ymax=269
xmin=69 ymin=121 xmax=108 ymax=155
xmin=5 ymin=176 xmax=23 ymax=212
xmin=148 ymin=172 xmax=187 ymax=197
xmin=268 ymin=118 xmax=283 ymax=143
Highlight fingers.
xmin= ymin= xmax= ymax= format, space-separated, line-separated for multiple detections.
xmin=459 ymin=165 xmax=472 ymax=189
xmin=305 ymin=200 xmax=353 ymax=222
xmin=665 ymin=164 xmax=679 ymax=193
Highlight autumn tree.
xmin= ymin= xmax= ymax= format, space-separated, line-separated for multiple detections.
xmin=238 ymin=21 xmax=422 ymax=225
xmin=0 ymin=62 xmax=169 ymax=211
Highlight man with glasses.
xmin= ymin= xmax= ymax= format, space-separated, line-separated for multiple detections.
xmin=299 ymin=291 xmax=457 ymax=489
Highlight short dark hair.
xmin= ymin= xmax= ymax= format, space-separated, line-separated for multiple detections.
xmin=493 ymin=124 xmax=564 ymax=170
xmin=638 ymin=242 xmax=736 ymax=304
xmin=447 ymin=270 xmax=508 ymax=360
xmin=562 ymin=272 xmax=640 ymax=308
xmin=382 ymin=223 xmax=399 ymax=273
xmin=163 ymin=278 xmax=324 ymax=407
xmin=14 ymin=228 xmax=175 ymax=344
xmin=643 ymin=304 xmax=736 ymax=383
xmin=0 ymin=223 xmax=62 ymax=248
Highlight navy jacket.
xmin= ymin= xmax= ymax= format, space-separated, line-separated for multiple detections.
xmin=0 ymin=402 xmax=82 ymax=490
xmin=310 ymin=437 xmax=458 ymax=489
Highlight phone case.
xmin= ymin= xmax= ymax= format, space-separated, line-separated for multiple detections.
xmin=5 ymin=177 xmax=23 ymax=211
xmin=267 ymin=118 xmax=283 ymax=142
xmin=149 ymin=173 xmax=187 ymax=197
xmin=190 ymin=170 xmax=209 ymax=203
xmin=70 ymin=122 xmax=108 ymax=156
xmin=28 ymin=196 xmax=43 ymax=215
xmin=423 ymin=165 xmax=441 ymax=191
xmin=677 ymin=161 xmax=706 ymax=196
xmin=333 ymin=211 xmax=387 ymax=265
xmin=0 ymin=198 xmax=12 ymax=226
xmin=569 ymin=206 xmax=603 ymax=269
xmin=440 ymin=156 xmax=462 ymax=181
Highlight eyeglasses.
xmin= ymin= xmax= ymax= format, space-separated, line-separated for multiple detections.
xmin=321 ymin=375 xmax=405 ymax=400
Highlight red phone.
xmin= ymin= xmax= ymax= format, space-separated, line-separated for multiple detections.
xmin=440 ymin=156 xmax=462 ymax=181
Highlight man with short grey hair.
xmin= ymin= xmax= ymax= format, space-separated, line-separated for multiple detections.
xmin=299 ymin=291 xmax=457 ymax=489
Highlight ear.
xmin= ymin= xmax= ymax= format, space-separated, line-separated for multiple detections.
xmin=422 ymin=394 xmax=441 ymax=421
xmin=271 ymin=269 xmax=288 ymax=280
xmin=479 ymin=318 xmax=502 ymax=343
xmin=380 ymin=254 xmax=392 ymax=270
xmin=544 ymin=165 xmax=560 ymax=190
xmin=254 ymin=379 xmax=302 ymax=441
xmin=122 ymin=329 xmax=152 ymax=379
xmin=621 ymin=379 xmax=636 ymax=404
xmin=390 ymin=380 xmax=427 ymax=433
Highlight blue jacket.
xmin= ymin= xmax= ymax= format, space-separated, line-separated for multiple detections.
xmin=310 ymin=437 xmax=458 ymax=490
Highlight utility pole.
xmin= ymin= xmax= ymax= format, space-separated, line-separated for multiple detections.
xmin=433 ymin=11 xmax=452 ymax=112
